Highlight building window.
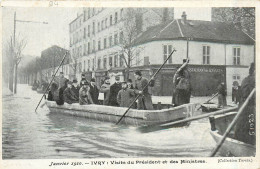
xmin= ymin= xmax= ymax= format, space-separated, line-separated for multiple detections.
xmin=104 ymin=38 xmax=107 ymax=49
xmin=103 ymin=57 xmax=107 ymax=69
xmin=120 ymin=8 xmax=124 ymax=20
xmin=109 ymin=56 xmax=113 ymax=67
xmin=203 ymin=45 xmax=210 ymax=64
xmin=88 ymin=42 xmax=90 ymax=54
xmin=92 ymin=22 xmax=95 ymax=35
xmin=105 ymin=18 xmax=108 ymax=28
xmin=101 ymin=20 xmax=104 ymax=30
xmin=110 ymin=15 xmax=113 ymax=26
xmin=114 ymin=54 xmax=118 ymax=67
xmin=93 ymin=40 xmax=96 ymax=52
xmin=115 ymin=12 xmax=118 ymax=24
xmin=84 ymin=28 xmax=86 ymax=39
xmin=119 ymin=31 xmax=124 ymax=44
xmin=98 ymin=40 xmax=101 ymax=50
xmin=144 ymin=56 xmax=149 ymax=65
xmin=88 ymin=25 xmax=90 ymax=37
xmin=120 ymin=54 xmax=124 ymax=67
xmin=98 ymin=22 xmax=100 ymax=32
xmin=98 ymin=58 xmax=101 ymax=69
xmin=114 ymin=33 xmax=118 ymax=45
xmin=92 ymin=58 xmax=95 ymax=70
xmin=233 ymin=47 xmax=241 ymax=65
xmin=88 ymin=60 xmax=90 ymax=71
xmin=79 ymin=46 xmax=82 ymax=57
xmin=109 ymin=35 xmax=113 ymax=47
xmin=163 ymin=45 xmax=173 ymax=64
xmin=233 ymin=75 xmax=241 ymax=81
xmin=84 ymin=44 xmax=86 ymax=55
xmin=88 ymin=9 xmax=90 ymax=19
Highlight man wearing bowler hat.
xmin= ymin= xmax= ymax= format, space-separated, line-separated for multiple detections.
xmin=89 ymin=78 xmax=99 ymax=104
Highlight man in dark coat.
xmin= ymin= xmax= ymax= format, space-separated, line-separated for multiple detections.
xmin=79 ymin=81 xmax=94 ymax=105
xmin=172 ymin=59 xmax=191 ymax=106
xmin=217 ymin=82 xmax=227 ymax=108
xmin=58 ymin=72 xmax=67 ymax=88
xmin=117 ymin=81 xmax=136 ymax=108
xmin=134 ymin=70 xmax=154 ymax=110
xmin=89 ymin=78 xmax=99 ymax=104
xmin=63 ymin=81 xmax=78 ymax=104
xmin=108 ymin=76 xmax=122 ymax=106
xmin=71 ymin=79 xmax=80 ymax=99
xmin=234 ymin=62 xmax=255 ymax=145
xmin=80 ymin=74 xmax=87 ymax=88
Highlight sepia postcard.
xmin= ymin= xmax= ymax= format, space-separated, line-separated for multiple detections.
xmin=0 ymin=1 xmax=259 ymax=169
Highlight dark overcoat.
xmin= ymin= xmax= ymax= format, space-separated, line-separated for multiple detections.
xmin=117 ymin=88 xmax=136 ymax=108
xmin=89 ymin=84 xmax=99 ymax=104
xmin=108 ymin=82 xmax=122 ymax=106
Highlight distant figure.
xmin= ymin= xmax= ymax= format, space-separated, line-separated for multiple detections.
xmin=172 ymin=59 xmax=191 ymax=106
xmin=217 ymin=82 xmax=227 ymax=108
xmin=80 ymin=73 xmax=87 ymax=88
xmin=117 ymin=81 xmax=136 ymax=108
xmin=71 ymin=79 xmax=80 ymax=99
xmin=79 ymin=81 xmax=94 ymax=105
xmin=63 ymin=81 xmax=78 ymax=104
xmin=58 ymin=72 xmax=67 ymax=88
xmin=134 ymin=70 xmax=154 ymax=110
xmin=108 ymin=76 xmax=122 ymax=106
xmin=89 ymin=78 xmax=99 ymax=104
xmin=100 ymin=77 xmax=110 ymax=105
xmin=32 ymin=80 xmax=39 ymax=90
xmin=47 ymin=83 xmax=59 ymax=101
xmin=127 ymin=79 xmax=134 ymax=89
xmin=232 ymin=81 xmax=240 ymax=104
xmin=234 ymin=62 xmax=255 ymax=145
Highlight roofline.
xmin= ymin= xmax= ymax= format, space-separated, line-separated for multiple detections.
xmin=69 ymin=13 xmax=84 ymax=25
xmin=132 ymin=37 xmax=254 ymax=47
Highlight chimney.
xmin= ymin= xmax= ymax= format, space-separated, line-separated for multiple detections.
xmin=181 ymin=11 xmax=187 ymax=22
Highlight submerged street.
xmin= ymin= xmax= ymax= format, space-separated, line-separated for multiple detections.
xmin=2 ymin=84 xmax=216 ymax=159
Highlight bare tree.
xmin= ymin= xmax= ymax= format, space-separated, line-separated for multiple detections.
xmin=70 ymin=50 xmax=79 ymax=79
xmin=212 ymin=7 xmax=255 ymax=38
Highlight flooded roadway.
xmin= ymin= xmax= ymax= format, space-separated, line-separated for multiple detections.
xmin=2 ymin=84 xmax=216 ymax=159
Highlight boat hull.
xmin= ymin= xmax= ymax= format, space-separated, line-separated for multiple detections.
xmin=46 ymin=101 xmax=195 ymax=126
xmin=210 ymin=112 xmax=256 ymax=157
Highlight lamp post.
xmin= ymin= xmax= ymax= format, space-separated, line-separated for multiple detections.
xmin=13 ymin=11 xmax=48 ymax=94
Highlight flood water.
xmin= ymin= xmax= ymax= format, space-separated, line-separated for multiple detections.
xmin=2 ymin=84 xmax=216 ymax=159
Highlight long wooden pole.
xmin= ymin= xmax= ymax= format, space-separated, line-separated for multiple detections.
xmin=116 ymin=49 xmax=177 ymax=125
xmin=196 ymin=92 xmax=219 ymax=110
xmin=35 ymin=51 xmax=69 ymax=112
xmin=209 ymin=88 xmax=255 ymax=157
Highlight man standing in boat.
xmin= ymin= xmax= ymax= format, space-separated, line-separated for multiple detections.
xmin=100 ymin=77 xmax=110 ymax=105
xmin=134 ymin=70 xmax=154 ymax=110
xmin=172 ymin=59 xmax=191 ymax=106
xmin=108 ymin=75 xmax=122 ymax=106
xmin=217 ymin=82 xmax=227 ymax=108
xmin=79 ymin=81 xmax=94 ymax=105
xmin=89 ymin=78 xmax=99 ymax=104
xmin=117 ymin=81 xmax=136 ymax=108
xmin=234 ymin=62 xmax=255 ymax=145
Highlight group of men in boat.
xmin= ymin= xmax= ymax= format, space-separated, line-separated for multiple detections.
xmin=47 ymin=70 xmax=156 ymax=110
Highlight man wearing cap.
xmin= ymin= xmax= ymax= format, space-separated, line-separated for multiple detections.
xmin=58 ymin=72 xmax=67 ymax=88
xmin=63 ymin=81 xmax=78 ymax=104
xmin=134 ymin=70 xmax=154 ymax=110
xmin=80 ymin=73 xmax=87 ymax=88
xmin=71 ymin=79 xmax=80 ymax=99
xmin=108 ymin=75 xmax=122 ymax=106
xmin=100 ymin=77 xmax=110 ymax=105
xmin=117 ymin=81 xmax=136 ymax=108
xmin=79 ymin=81 xmax=94 ymax=105
xmin=89 ymin=78 xmax=99 ymax=104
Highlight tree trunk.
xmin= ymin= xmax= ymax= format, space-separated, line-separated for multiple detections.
xmin=8 ymin=66 xmax=14 ymax=93
xmin=14 ymin=63 xmax=18 ymax=94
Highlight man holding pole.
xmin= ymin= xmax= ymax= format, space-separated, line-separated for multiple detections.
xmin=134 ymin=70 xmax=154 ymax=110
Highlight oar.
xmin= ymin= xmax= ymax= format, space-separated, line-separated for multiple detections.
xmin=210 ymin=88 xmax=255 ymax=157
xmin=116 ymin=49 xmax=177 ymax=125
xmin=196 ymin=92 xmax=219 ymax=110
xmin=35 ymin=51 xmax=69 ymax=112
xmin=138 ymin=106 xmax=238 ymax=133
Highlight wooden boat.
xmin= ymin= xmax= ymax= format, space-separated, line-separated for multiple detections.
xmin=209 ymin=112 xmax=256 ymax=157
xmin=46 ymin=100 xmax=196 ymax=126
xmin=201 ymin=103 xmax=234 ymax=113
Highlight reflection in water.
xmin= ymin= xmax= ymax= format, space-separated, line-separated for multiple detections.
xmin=2 ymin=85 xmax=215 ymax=159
